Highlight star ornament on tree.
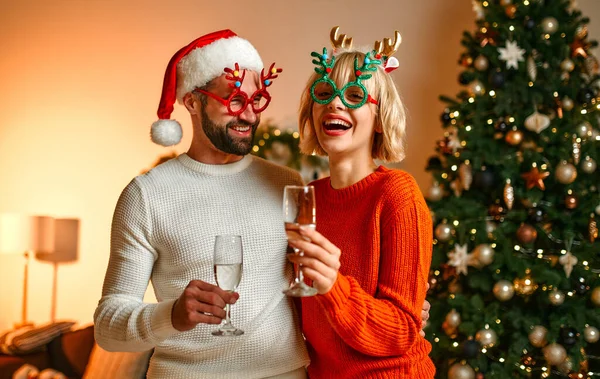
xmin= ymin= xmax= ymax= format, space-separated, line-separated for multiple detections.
xmin=521 ymin=167 xmax=550 ymax=190
xmin=498 ymin=40 xmax=526 ymax=69
xmin=447 ymin=244 xmax=470 ymax=275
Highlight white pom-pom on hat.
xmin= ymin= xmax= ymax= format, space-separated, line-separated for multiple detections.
xmin=150 ymin=29 xmax=263 ymax=146
xmin=150 ymin=119 xmax=183 ymax=147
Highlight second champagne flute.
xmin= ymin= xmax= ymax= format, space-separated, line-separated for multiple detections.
xmin=283 ymin=185 xmax=318 ymax=297
xmin=212 ymin=234 xmax=244 ymax=336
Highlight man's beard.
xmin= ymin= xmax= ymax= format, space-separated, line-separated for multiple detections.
xmin=201 ymin=106 xmax=259 ymax=156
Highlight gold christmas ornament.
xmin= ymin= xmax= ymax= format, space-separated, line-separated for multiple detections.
xmin=584 ymin=326 xmax=599 ymax=343
xmin=521 ymin=167 xmax=549 ymax=190
xmin=549 ymin=288 xmax=565 ymax=306
xmin=472 ymin=244 xmax=495 ymax=266
xmin=572 ymin=136 xmax=581 ymax=164
xmin=459 ymin=163 xmax=473 ymax=190
xmin=590 ymin=214 xmax=598 ymax=243
xmin=581 ymin=156 xmax=597 ymax=174
xmin=426 ymin=182 xmax=444 ymax=202
xmin=529 ymin=325 xmax=548 ymax=348
xmin=577 ymin=121 xmax=592 ymax=138
xmin=517 ymin=224 xmax=537 ymax=244
xmin=541 ymin=17 xmax=559 ymax=34
xmin=564 ymin=194 xmax=578 ymax=210
xmin=562 ymin=96 xmax=574 ymax=111
xmin=591 ymin=287 xmax=600 ymax=306
xmin=560 ymin=58 xmax=575 ymax=72
xmin=493 ymin=280 xmax=515 ymax=301
xmin=504 ymin=4 xmax=517 ymax=18
xmin=476 ymin=328 xmax=498 ymax=348
xmin=576 ymin=25 xmax=589 ymax=39
xmin=503 ymin=179 xmax=514 ymax=210
xmin=527 ymin=56 xmax=537 ymax=81
xmin=514 ymin=273 xmax=538 ymax=295
xmin=555 ymin=161 xmax=577 ymax=184
xmin=524 ymin=111 xmax=550 ymax=134
xmin=505 ymin=130 xmax=523 ymax=145
xmin=474 ymin=55 xmax=489 ymax=71
xmin=468 ymin=80 xmax=486 ymax=96
xmin=543 ymin=343 xmax=567 ymax=366
xmin=445 ymin=309 xmax=461 ymax=328
xmin=435 ymin=221 xmax=454 ymax=242
xmin=448 ymin=363 xmax=475 ymax=379
xmin=559 ymin=251 xmax=578 ymax=278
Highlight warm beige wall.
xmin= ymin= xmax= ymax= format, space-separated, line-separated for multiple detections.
xmin=0 ymin=0 xmax=597 ymax=331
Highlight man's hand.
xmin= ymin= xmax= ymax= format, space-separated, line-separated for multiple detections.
xmin=171 ymin=280 xmax=239 ymax=331
xmin=420 ymin=285 xmax=431 ymax=337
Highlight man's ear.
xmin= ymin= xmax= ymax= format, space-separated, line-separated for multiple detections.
xmin=183 ymin=92 xmax=200 ymax=115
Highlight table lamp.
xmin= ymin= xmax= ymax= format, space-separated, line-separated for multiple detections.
xmin=0 ymin=213 xmax=55 ymax=328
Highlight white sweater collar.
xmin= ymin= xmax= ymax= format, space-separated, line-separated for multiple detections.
xmin=177 ymin=153 xmax=253 ymax=175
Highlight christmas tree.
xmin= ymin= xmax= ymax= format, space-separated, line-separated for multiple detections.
xmin=424 ymin=0 xmax=599 ymax=378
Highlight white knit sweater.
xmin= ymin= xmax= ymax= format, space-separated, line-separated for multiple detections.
xmin=94 ymin=154 xmax=309 ymax=378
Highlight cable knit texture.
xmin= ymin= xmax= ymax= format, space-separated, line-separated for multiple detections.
xmin=94 ymin=154 xmax=309 ymax=379
xmin=302 ymin=166 xmax=436 ymax=378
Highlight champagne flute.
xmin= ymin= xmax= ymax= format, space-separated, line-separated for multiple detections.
xmin=282 ymin=185 xmax=318 ymax=297
xmin=212 ymin=234 xmax=244 ymax=336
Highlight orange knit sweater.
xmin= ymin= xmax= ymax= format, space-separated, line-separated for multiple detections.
xmin=302 ymin=166 xmax=435 ymax=378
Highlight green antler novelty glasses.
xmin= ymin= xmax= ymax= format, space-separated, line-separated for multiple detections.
xmin=309 ymin=47 xmax=380 ymax=109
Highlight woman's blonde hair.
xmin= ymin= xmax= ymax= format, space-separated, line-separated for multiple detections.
xmin=298 ymin=50 xmax=407 ymax=163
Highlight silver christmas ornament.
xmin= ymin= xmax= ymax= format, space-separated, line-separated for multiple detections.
xmin=529 ymin=325 xmax=548 ymax=347
xmin=448 ymin=363 xmax=475 ymax=379
xmin=584 ymin=326 xmax=599 ymax=343
xmin=581 ymin=156 xmax=597 ymax=174
xmin=549 ymin=288 xmax=565 ymax=306
xmin=493 ymin=280 xmax=515 ymax=301
xmin=555 ymin=161 xmax=577 ymax=184
xmin=543 ymin=343 xmax=567 ymax=365
xmin=476 ymin=328 xmax=497 ymax=348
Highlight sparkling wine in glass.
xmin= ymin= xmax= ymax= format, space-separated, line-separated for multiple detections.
xmin=212 ymin=234 xmax=244 ymax=336
xmin=283 ymin=185 xmax=318 ymax=297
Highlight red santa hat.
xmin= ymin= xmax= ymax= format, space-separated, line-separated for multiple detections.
xmin=150 ymin=29 xmax=264 ymax=146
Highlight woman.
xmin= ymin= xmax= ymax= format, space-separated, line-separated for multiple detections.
xmin=287 ymin=28 xmax=435 ymax=378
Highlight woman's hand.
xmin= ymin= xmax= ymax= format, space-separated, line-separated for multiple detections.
xmin=287 ymin=226 xmax=341 ymax=295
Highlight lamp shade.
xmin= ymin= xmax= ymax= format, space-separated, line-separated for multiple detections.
xmin=0 ymin=213 xmax=55 ymax=254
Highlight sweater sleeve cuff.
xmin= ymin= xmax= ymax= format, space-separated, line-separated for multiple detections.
xmin=317 ymin=273 xmax=351 ymax=312
xmin=150 ymin=299 xmax=179 ymax=340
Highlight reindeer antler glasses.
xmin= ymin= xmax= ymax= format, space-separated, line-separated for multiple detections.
xmin=194 ymin=62 xmax=282 ymax=116
xmin=309 ymin=27 xmax=402 ymax=109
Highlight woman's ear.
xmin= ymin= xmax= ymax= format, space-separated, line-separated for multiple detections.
xmin=183 ymin=92 xmax=200 ymax=115
xmin=375 ymin=119 xmax=383 ymax=134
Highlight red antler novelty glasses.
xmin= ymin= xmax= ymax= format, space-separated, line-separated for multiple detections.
xmin=193 ymin=62 xmax=282 ymax=116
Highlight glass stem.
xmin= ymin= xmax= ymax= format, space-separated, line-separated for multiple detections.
xmin=223 ymin=304 xmax=232 ymax=328
xmin=295 ymin=248 xmax=304 ymax=284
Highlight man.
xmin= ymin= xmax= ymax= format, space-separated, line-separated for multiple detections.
xmin=94 ymin=30 xmax=309 ymax=379
xmin=94 ymin=29 xmax=430 ymax=379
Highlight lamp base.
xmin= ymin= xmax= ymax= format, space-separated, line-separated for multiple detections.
xmin=13 ymin=321 xmax=34 ymax=329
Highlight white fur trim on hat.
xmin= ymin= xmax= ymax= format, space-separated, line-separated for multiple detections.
xmin=151 ymin=119 xmax=183 ymax=147
xmin=176 ymin=36 xmax=263 ymax=102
